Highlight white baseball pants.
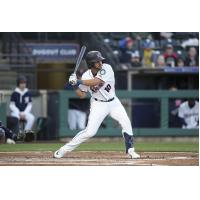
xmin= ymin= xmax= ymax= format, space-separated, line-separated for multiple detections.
xmin=62 ymin=97 xmax=133 ymax=152
xmin=68 ymin=109 xmax=87 ymax=130
xmin=11 ymin=112 xmax=35 ymax=131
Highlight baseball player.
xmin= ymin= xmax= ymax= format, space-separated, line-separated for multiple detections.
xmin=178 ymin=99 xmax=199 ymax=129
xmin=9 ymin=75 xmax=35 ymax=132
xmin=54 ymin=51 xmax=140 ymax=159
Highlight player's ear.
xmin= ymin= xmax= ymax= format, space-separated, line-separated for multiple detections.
xmin=94 ymin=62 xmax=101 ymax=68
xmin=94 ymin=62 xmax=98 ymax=68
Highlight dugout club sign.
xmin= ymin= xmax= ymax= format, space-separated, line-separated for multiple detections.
xmin=26 ymin=43 xmax=80 ymax=61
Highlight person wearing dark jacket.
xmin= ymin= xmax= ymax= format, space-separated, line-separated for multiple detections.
xmin=185 ymin=47 xmax=199 ymax=66
xmin=9 ymin=75 xmax=35 ymax=132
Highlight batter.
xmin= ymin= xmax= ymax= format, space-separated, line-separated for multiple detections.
xmin=54 ymin=51 xmax=140 ymax=159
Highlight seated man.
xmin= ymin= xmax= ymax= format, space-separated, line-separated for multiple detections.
xmin=185 ymin=47 xmax=199 ymax=67
xmin=178 ymin=99 xmax=199 ymax=129
xmin=9 ymin=75 xmax=35 ymax=134
xmin=163 ymin=44 xmax=178 ymax=67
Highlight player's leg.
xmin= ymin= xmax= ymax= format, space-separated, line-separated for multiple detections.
xmin=68 ymin=109 xmax=77 ymax=130
xmin=10 ymin=111 xmax=20 ymax=120
xmin=7 ymin=116 xmax=19 ymax=135
xmin=109 ymin=98 xmax=140 ymax=158
xmin=77 ymin=110 xmax=87 ymax=130
xmin=54 ymin=101 xmax=109 ymax=158
xmin=24 ymin=113 xmax=35 ymax=130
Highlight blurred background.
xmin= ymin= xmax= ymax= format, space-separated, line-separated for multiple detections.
xmin=0 ymin=32 xmax=199 ymax=141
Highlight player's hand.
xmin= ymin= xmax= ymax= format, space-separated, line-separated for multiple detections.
xmin=69 ymin=73 xmax=77 ymax=85
xmin=19 ymin=112 xmax=25 ymax=120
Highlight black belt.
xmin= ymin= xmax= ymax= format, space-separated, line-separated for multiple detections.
xmin=94 ymin=97 xmax=114 ymax=102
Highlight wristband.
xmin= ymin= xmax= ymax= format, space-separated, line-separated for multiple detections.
xmin=77 ymin=79 xmax=83 ymax=86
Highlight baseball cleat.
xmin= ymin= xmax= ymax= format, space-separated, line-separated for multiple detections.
xmin=6 ymin=138 xmax=16 ymax=144
xmin=54 ymin=147 xmax=66 ymax=158
xmin=128 ymin=148 xmax=140 ymax=159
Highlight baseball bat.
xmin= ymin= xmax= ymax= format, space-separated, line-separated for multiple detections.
xmin=74 ymin=45 xmax=86 ymax=74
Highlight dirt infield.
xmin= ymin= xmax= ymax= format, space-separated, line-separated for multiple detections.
xmin=0 ymin=151 xmax=198 ymax=166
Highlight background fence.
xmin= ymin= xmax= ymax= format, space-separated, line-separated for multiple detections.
xmin=58 ymin=90 xmax=199 ymax=138
xmin=0 ymin=89 xmax=198 ymax=138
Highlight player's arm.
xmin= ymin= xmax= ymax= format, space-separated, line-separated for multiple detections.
xmin=81 ymin=78 xmax=104 ymax=86
xmin=69 ymin=74 xmax=104 ymax=87
xmin=75 ymin=88 xmax=87 ymax=99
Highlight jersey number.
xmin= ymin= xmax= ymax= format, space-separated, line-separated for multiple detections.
xmin=104 ymin=84 xmax=111 ymax=93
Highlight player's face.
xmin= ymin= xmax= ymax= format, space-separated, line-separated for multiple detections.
xmin=166 ymin=47 xmax=173 ymax=55
xmin=19 ymin=82 xmax=26 ymax=90
xmin=188 ymin=100 xmax=195 ymax=108
xmin=94 ymin=61 xmax=103 ymax=70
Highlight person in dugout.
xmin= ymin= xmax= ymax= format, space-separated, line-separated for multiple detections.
xmin=7 ymin=75 xmax=35 ymax=140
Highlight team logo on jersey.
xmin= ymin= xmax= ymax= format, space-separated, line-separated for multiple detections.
xmin=100 ymin=69 xmax=106 ymax=75
xmin=25 ymin=97 xmax=29 ymax=103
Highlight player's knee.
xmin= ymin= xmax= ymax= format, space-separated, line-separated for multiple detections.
xmin=11 ymin=112 xmax=20 ymax=119
xmin=28 ymin=114 xmax=35 ymax=122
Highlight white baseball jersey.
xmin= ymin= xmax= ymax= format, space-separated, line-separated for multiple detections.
xmin=178 ymin=101 xmax=199 ymax=128
xmin=78 ymin=63 xmax=115 ymax=101
xmin=60 ymin=63 xmax=134 ymax=153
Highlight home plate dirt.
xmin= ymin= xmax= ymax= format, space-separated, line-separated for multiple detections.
xmin=0 ymin=151 xmax=198 ymax=166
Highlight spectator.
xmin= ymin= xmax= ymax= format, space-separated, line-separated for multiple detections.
xmin=131 ymin=32 xmax=151 ymax=40
xmin=185 ymin=47 xmax=199 ymax=66
xmin=119 ymin=37 xmax=134 ymax=63
xmin=142 ymin=38 xmax=156 ymax=67
xmin=130 ymin=33 xmax=152 ymax=51
xmin=163 ymin=44 xmax=178 ymax=67
xmin=177 ymin=57 xmax=185 ymax=67
xmin=131 ymin=51 xmax=141 ymax=67
xmin=65 ymin=72 xmax=89 ymax=130
xmin=178 ymin=99 xmax=199 ymax=129
xmin=9 ymin=75 xmax=35 ymax=134
xmin=155 ymin=55 xmax=166 ymax=67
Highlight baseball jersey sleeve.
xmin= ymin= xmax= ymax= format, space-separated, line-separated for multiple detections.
xmin=10 ymin=92 xmax=17 ymax=102
xmin=27 ymin=92 xmax=32 ymax=102
xmin=79 ymin=73 xmax=89 ymax=92
xmin=96 ymin=64 xmax=113 ymax=82
xmin=178 ymin=105 xmax=184 ymax=118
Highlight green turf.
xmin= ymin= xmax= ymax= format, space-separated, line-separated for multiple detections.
xmin=0 ymin=141 xmax=198 ymax=152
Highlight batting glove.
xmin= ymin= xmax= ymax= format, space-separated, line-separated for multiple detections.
xmin=69 ymin=73 xmax=77 ymax=85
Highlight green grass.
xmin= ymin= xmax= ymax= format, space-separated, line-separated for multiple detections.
xmin=0 ymin=141 xmax=198 ymax=152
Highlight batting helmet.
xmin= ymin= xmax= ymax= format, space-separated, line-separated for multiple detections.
xmin=17 ymin=75 xmax=27 ymax=86
xmin=86 ymin=51 xmax=105 ymax=68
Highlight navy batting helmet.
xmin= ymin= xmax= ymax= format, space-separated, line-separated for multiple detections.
xmin=86 ymin=51 xmax=105 ymax=68
xmin=17 ymin=75 xmax=27 ymax=86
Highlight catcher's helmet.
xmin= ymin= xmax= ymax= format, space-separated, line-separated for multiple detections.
xmin=17 ymin=75 xmax=27 ymax=86
xmin=86 ymin=51 xmax=105 ymax=68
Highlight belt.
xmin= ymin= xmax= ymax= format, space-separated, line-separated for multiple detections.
xmin=94 ymin=97 xmax=114 ymax=102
